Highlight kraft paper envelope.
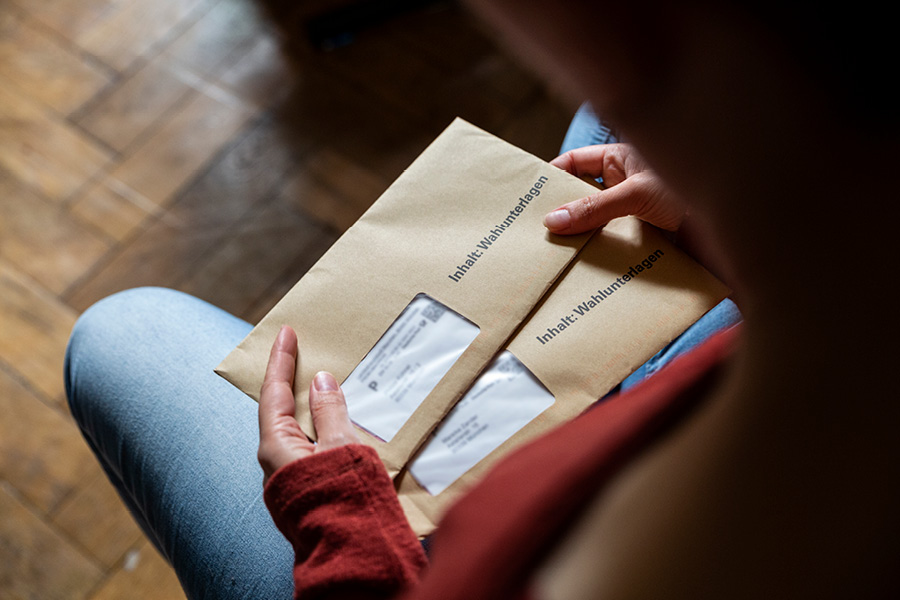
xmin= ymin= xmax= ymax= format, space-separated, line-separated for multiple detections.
xmin=217 ymin=118 xmax=597 ymax=472
xmin=216 ymin=118 xmax=730 ymax=536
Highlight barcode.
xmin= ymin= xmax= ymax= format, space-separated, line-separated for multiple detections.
xmin=421 ymin=301 xmax=445 ymax=323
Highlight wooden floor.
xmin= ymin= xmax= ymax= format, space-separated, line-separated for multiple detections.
xmin=0 ymin=0 xmax=573 ymax=597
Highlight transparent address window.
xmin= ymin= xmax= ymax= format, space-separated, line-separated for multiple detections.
xmin=409 ymin=350 xmax=555 ymax=496
xmin=342 ymin=294 xmax=480 ymax=442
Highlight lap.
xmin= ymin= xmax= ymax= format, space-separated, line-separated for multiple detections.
xmin=65 ymin=287 xmax=294 ymax=600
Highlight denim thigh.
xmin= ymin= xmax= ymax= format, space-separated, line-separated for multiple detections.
xmin=65 ymin=287 xmax=295 ymax=600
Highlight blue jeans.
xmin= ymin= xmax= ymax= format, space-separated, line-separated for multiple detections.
xmin=65 ymin=108 xmax=740 ymax=600
xmin=65 ymin=288 xmax=295 ymax=600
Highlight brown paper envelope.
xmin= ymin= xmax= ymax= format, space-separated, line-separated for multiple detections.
xmin=216 ymin=118 xmax=599 ymax=474
xmin=397 ymin=216 xmax=730 ymax=535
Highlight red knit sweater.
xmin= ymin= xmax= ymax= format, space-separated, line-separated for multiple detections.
xmin=264 ymin=326 xmax=739 ymax=599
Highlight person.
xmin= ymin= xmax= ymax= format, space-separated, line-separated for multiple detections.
xmin=65 ymin=2 xmax=898 ymax=598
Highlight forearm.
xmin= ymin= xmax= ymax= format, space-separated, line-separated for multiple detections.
xmin=263 ymin=444 xmax=427 ymax=600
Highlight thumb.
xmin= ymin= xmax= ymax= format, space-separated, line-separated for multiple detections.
xmin=309 ymin=372 xmax=359 ymax=451
xmin=543 ymin=172 xmax=684 ymax=234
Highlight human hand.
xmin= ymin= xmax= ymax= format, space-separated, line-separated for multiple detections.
xmin=545 ymin=143 xmax=686 ymax=234
xmin=257 ymin=325 xmax=359 ymax=485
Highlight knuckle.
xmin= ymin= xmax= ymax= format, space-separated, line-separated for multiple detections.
xmin=576 ymin=194 xmax=603 ymax=221
xmin=312 ymin=390 xmax=345 ymax=408
xmin=321 ymin=431 xmax=358 ymax=448
xmin=310 ymin=391 xmax=346 ymax=418
xmin=260 ymin=380 xmax=286 ymax=398
xmin=562 ymin=150 xmax=579 ymax=175
xmin=630 ymin=170 xmax=655 ymax=186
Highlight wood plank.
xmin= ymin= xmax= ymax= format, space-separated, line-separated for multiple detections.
xmin=75 ymin=0 xmax=213 ymax=71
xmin=180 ymin=194 xmax=337 ymax=320
xmin=60 ymin=216 xmax=215 ymax=314
xmin=1 ymin=173 xmax=111 ymax=295
xmin=0 ymin=7 xmax=113 ymax=116
xmin=0 ymin=263 xmax=78 ymax=406
xmin=274 ymin=65 xmax=433 ymax=182
xmin=278 ymin=147 xmax=388 ymax=232
xmin=0 ymin=483 xmax=103 ymax=600
xmin=108 ymin=85 xmax=254 ymax=206
xmin=88 ymin=540 xmax=186 ymax=600
xmin=384 ymin=6 xmax=543 ymax=109
xmin=162 ymin=0 xmax=270 ymax=78
xmin=10 ymin=0 xmax=127 ymax=46
xmin=216 ymin=33 xmax=294 ymax=109
xmin=64 ymin=110 xmax=305 ymax=311
xmin=50 ymin=469 xmax=144 ymax=569
xmin=315 ymin=32 xmax=450 ymax=122
xmin=164 ymin=109 xmax=312 ymax=225
xmin=240 ymin=213 xmax=338 ymax=325
xmin=74 ymin=59 xmax=200 ymax=154
xmin=384 ymin=5 xmax=495 ymax=73
xmin=314 ymin=24 xmax=511 ymax=133
xmin=0 ymin=85 xmax=112 ymax=204
xmin=68 ymin=176 xmax=155 ymax=242
xmin=0 ymin=368 xmax=98 ymax=515
xmin=494 ymin=92 xmax=573 ymax=161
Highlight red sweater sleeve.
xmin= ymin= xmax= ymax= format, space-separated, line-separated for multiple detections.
xmin=263 ymin=444 xmax=427 ymax=600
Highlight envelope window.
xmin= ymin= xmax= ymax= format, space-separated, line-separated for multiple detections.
xmin=341 ymin=294 xmax=480 ymax=442
xmin=409 ymin=350 xmax=555 ymax=496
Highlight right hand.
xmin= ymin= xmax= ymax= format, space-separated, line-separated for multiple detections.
xmin=545 ymin=143 xmax=686 ymax=235
xmin=257 ymin=325 xmax=360 ymax=486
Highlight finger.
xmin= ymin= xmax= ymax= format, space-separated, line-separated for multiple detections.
xmin=543 ymin=177 xmax=645 ymax=234
xmin=544 ymin=173 xmax=681 ymax=234
xmin=258 ymin=325 xmax=299 ymax=438
xmin=550 ymin=144 xmax=631 ymax=187
xmin=308 ymin=371 xmax=359 ymax=450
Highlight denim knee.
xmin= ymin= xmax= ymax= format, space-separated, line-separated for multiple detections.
xmin=64 ymin=287 xmax=193 ymax=415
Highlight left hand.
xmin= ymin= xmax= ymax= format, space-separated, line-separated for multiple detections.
xmin=546 ymin=143 xmax=686 ymax=234
xmin=257 ymin=325 xmax=359 ymax=485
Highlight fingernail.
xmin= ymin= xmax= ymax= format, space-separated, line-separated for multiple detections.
xmin=544 ymin=209 xmax=571 ymax=231
xmin=313 ymin=371 xmax=339 ymax=392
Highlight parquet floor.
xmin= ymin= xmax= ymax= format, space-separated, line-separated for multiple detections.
xmin=0 ymin=0 xmax=574 ymax=597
